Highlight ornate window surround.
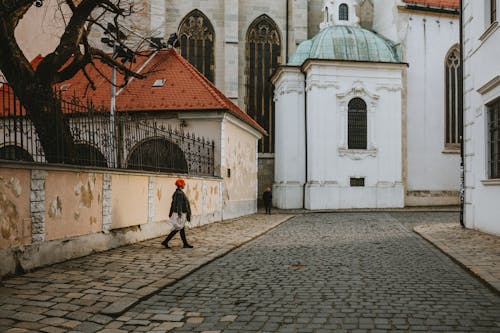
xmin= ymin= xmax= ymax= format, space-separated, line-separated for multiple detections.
xmin=444 ymin=45 xmax=461 ymax=151
xmin=337 ymin=81 xmax=379 ymax=160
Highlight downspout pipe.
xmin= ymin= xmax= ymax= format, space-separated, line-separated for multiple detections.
xmin=459 ymin=0 xmax=465 ymax=227
xmin=286 ymin=0 xmax=289 ymax=62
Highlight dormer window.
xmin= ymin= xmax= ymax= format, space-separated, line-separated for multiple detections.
xmin=339 ymin=3 xmax=349 ymax=21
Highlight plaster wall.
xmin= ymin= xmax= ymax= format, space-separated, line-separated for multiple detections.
xmin=272 ymin=68 xmax=306 ymax=209
xmin=299 ymin=62 xmax=404 ymax=209
xmin=463 ymin=0 xmax=500 ymax=235
xmin=45 ymin=172 xmax=103 ymax=241
xmin=111 ymin=174 xmax=149 ymax=229
xmin=0 ymin=169 xmax=31 ymax=249
xmin=404 ymin=10 xmax=460 ymax=205
xmin=222 ymin=117 xmax=259 ymax=218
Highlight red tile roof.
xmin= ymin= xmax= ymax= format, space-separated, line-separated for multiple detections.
xmin=1 ymin=49 xmax=266 ymax=135
xmin=403 ymin=0 xmax=459 ymax=10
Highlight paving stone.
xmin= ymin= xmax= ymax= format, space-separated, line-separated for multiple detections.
xmin=74 ymin=321 xmax=103 ymax=333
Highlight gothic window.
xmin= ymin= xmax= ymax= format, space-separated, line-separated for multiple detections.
xmin=348 ymin=98 xmax=367 ymax=150
xmin=178 ymin=10 xmax=215 ymax=82
xmin=246 ymin=15 xmax=281 ymax=153
xmin=339 ymin=3 xmax=349 ymax=21
xmin=491 ymin=0 xmax=497 ymax=24
xmin=488 ymin=99 xmax=500 ymax=179
xmin=445 ymin=46 xmax=462 ymax=148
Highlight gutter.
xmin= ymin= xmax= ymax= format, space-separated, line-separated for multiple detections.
xmin=405 ymin=4 xmax=459 ymax=15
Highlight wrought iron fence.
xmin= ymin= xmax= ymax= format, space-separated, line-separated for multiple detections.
xmin=0 ymin=84 xmax=215 ymax=176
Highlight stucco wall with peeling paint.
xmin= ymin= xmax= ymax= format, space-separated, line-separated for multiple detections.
xmin=111 ymin=174 xmax=149 ymax=229
xmin=45 ymin=172 xmax=103 ymax=241
xmin=0 ymin=169 xmax=31 ymax=249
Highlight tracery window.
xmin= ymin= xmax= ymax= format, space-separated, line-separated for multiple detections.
xmin=488 ymin=99 xmax=500 ymax=179
xmin=445 ymin=46 xmax=462 ymax=148
xmin=178 ymin=10 xmax=215 ymax=82
xmin=348 ymin=98 xmax=367 ymax=150
xmin=246 ymin=15 xmax=281 ymax=153
xmin=339 ymin=3 xmax=349 ymax=21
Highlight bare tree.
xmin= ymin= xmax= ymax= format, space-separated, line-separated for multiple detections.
xmin=0 ymin=0 xmax=146 ymax=163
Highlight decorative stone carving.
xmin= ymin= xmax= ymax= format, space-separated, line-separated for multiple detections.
xmin=338 ymin=147 xmax=377 ymax=160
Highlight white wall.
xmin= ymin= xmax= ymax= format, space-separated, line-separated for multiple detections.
xmin=404 ymin=10 xmax=461 ymax=205
xmin=463 ymin=0 xmax=500 ymax=235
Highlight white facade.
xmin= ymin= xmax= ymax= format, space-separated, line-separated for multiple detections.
xmin=463 ymin=0 xmax=500 ymax=235
xmin=400 ymin=8 xmax=461 ymax=206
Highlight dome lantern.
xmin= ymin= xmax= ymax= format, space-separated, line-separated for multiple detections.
xmin=320 ymin=0 xmax=360 ymax=30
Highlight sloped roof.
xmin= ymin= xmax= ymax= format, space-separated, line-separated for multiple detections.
xmin=1 ymin=49 xmax=266 ymax=135
xmin=403 ymin=0 xmax=459 ymax=11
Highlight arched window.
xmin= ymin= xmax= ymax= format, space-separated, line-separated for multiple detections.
xmin=348 ymin=98 xmax=367 ymax=149
xmin=178 ymin=10 xmax=215 ymax=82
xmin=73 ymin=143 xmax=107 ymax=167
xmin=0 ymin=145 xmax=33 ymax=162
xmin=127 ymin=138 xmax=188 ymax=173
xmin=246 ymin=15 xmax=281 ymax=153
xmin=339 ymin=3 xmax=349 ymax=21
xmin=445 ymin=46 xmax=462 ymax=147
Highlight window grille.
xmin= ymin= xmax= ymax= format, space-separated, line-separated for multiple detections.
xmin=339 ymin=4 xmax=349 ymax=21
xmin=488 ymin=99 xmax=500 ymax=179
xmin=178 ymin=10 xmax=215 ymax=83
xmin=350 ymin=177 xmax=365 ymax=187
xmin=245 ymin=15 xmax=281 ymax=153
xmin=348 ymin=98 xmax=367 ymax=149
xmin=445 ymin=47 xmax=462 ymax=147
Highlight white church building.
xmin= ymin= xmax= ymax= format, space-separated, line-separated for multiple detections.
xmin=272 ymin=0 xmax=461 ymax=209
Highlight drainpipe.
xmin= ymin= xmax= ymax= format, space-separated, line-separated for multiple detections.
xmin=303 ymin=70 xmax=308 ymax=209
xmin=459 ymin=0 xmax=465 ymax=227
xmin=286 ymin=0 xmax=289 ymax=62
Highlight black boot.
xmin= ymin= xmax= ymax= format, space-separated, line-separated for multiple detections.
xmin=180 ymin=228 xmax=193 ymax=248
xmin=162 ymin=230 xmax=178 ymax=248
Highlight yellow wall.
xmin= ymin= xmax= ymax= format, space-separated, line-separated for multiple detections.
xmin=0 ymin=169 xmax=31 ymax=249
xmin=111 ymin=174 xmax=149 ymax=229
xmin=45 ymin=172 xmax=103 ymax=241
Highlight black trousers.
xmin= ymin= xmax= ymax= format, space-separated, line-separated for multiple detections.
xmin=163 ymin=227 xmax=189 ymax=245
xmin=264 ymin=204 xmax=271 ymax=214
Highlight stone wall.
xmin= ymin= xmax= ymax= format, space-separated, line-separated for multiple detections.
xmin=0 ymin=164 xmax=223 ymax=278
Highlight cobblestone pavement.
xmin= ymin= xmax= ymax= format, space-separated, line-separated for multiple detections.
xmin=106 ymin=213 xmax=499 ymax=332
xmin=0 ymin=214 xmax=294 ymax=333
xmin=415 ymin=222 xmax=500 ymax=293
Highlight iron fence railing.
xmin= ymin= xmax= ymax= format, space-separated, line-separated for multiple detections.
xmin=0 ymin=84 xmax=215 ymax=176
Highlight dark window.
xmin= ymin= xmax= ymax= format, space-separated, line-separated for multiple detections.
xmin=0 ymin=145 xmax=33 ymax=162
xmin=178 ymin=10 xmax=215 ymax=82
xmin=350 ymin=177 xmax=365 ymax=187
xmin=348 ymin=98 xmax=367 ymax=149
xmin=488 ymin=99 xmax=500 ymax=179
xmin=491 ymin=0 xmax=497 ymax=24
xmin=339 ymin=3 xmax=349 ymax=21
xmin=127 ymin=138 xmax=188 ymax=173
xmin=73 ymin=143 xmax=107 ymax=167
xmin=246 ymin=15 xmax=281 ymax=153
xmin=445 ymin=46 xmax=462 ymax=147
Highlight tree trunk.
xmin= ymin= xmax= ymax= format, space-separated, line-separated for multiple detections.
xmin=19 ymin=85 xmax=76 ymax=164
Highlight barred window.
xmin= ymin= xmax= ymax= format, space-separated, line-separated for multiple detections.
xmin=445 ymin=46 xmax=462 ymax=147
xmin=491 ymin=0 xmax=497 ymax=24
xmin=488 ymin=99 xmax=500 ymax=179
xmin=339 ymin=4 xmax=349 ymax=21
xmin=178 ymin=10 xmax=215 ymax=82
xmin=348 ymin=98 xmax=367 ymax=150
xmin=246 ymin=15 xmax=281 ymax=153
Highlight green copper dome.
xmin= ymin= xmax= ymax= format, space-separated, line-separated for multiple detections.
xmin=288 ymin=25 xmax=401 ymax=66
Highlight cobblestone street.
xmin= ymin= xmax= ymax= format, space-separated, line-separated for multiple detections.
xmin=114 ymin=213 xmax=500 ymax=332
xmin=1 ymin=212 xmax=499 ymax=332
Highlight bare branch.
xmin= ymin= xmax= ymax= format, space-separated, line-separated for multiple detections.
xmin=90 ymin=47 xmax=144 ymax=80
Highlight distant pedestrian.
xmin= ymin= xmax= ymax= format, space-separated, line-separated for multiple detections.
xmin=161 ymin=178 xmax=193 ymax=249
xmin=263 ymin=186 xmax=272 ymax=214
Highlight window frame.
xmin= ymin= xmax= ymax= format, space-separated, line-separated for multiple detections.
xmin=339 ymin=3 xmax=349 ymax=21
xmin=444 ymin=45 xmax=462 ymax=151
xmin=347 ymin=97 xmax=368 ymax=150
xmin=488 ymin=98 xmax=500 ymax=179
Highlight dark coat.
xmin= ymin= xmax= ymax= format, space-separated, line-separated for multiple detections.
xmin=263 ymin=190 xmax=272 ymax=206
xmin=169 ymin=188 xmax=191 ymax=221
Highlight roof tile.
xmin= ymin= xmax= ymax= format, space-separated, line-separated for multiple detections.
xmin=403 ymin=0 xmax=459 ymax=10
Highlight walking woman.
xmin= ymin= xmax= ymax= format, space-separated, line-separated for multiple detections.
xmin=161 ymin=178 xmax=194 ymax=249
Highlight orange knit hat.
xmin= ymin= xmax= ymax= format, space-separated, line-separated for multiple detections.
xmin=175 ymin=178 xmax=186 ymax=188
